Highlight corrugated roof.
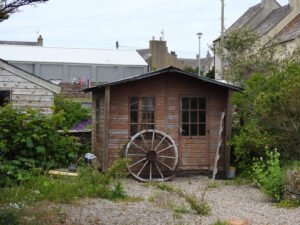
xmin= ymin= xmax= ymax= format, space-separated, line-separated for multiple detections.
xmin=275 ymin=13 xmax=300 ymax=43
xmin=83 ymin=66 xmax=241 ymax=93
xmin=255 ymin=5 xmax=291 ymax=36
xmin=0 ymin=45 xmax=148 ymax=66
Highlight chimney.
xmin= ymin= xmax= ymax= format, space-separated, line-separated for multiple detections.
xmin=289 ymin=0 xmax=300 ymax=11
xmin=37 ymin=35 xmax=43 ymax=46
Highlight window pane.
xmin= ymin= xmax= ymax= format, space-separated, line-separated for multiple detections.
xmin=199 ymin=124 xmax=206 ymax=136
xmin=199 ymin=98 xmax=206 ymax=109
xmin=191 ymin=111 xmax=197 ymax=123
xmin=131 ymin=124 xmax=138 ymax=136
xmin=131 ymin=111 xmax=138 ymax=123
xmin=130 ymin=97 xmax=138 ymax=110
xmin=199 ymin=111 xmax=206 ymax=123
xmin=142 ymin=97 xmax=154 ymax=111
xmin=182 ymin=98 xmax=189 ymax=109
xmin=191 ymin=98 xmax=197 ymax=109
xmin=191 ymin=124 xmax=198 ymax=136
xmin=142 ymin=111 xmax=154 ymax=123
xmin=182 ymin=124 xmax=189 ymax=136
xmin=0 ymin=90 xmax=10 ymax=106
xmin=182 ymin=111 xmax=189 ymax=123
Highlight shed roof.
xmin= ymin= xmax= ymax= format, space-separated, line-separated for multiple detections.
xmin=83 ymin=66 xmax=241 ymax=93
xmin=0 ymin=59 xmax=61 ymax=93
xmin=0 ymin=45 xmax=148 ymax=66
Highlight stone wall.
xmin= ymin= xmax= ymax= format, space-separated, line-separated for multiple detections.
xmin=284 ymin=170 xmax=300 ymax=200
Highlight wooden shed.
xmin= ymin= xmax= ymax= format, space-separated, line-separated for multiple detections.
xmin=84 ymin=67 xmax=241 ymax=181
xmin=0 ymin=59 xmax=61 ymax=113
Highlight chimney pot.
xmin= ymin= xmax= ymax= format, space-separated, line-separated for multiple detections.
xmin=37 ymin=35 xmax=43 ymax=46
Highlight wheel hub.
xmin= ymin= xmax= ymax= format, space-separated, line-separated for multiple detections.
xmin=146 ymin=150 xmax=157 ymax=162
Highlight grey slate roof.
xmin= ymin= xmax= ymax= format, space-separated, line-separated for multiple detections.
xmin=227 ymin=3 xmax=262 ymax=32
xmin=137 ymin=49 xmax=151 ymax=60
xmin=275 ymin=13 xmax=300 ymax=43
xmin=83 ymin=66 xmax=241 ymax=93
xmin=255 ymin=5 xmax=291 ymax=36
xmin=0 ymin=41 xmax=41 ymax=46
xmin=178 ymin=57 xmax=213 ymax=69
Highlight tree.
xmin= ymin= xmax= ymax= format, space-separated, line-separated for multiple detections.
xmin=0 ymin=0 xmax=48 ymax=21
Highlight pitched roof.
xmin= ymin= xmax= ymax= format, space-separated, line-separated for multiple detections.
xmin=255 ymin=5 xmax=291 ymax=36
xmin=178 ymin=56 xmax=213 ymax=69
xmin=83 ymin=66 xmax=241 ymax=93
xmin=137 ymin=49 xmax=151 ymax=60
xmin=275 ymin=13 xmax=300 ymax=43
xmin=227 ymin=3 xmax=262 ymax=32
xmin=0 ymin=59 xmax=61 ymax=93
xmin=0 ymin=45 xmax=148 ymax=66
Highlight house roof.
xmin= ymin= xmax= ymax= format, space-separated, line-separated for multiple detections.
xmin=255 ymin=5 xmax=291 ymax=36
xmin=275 ymin=13 xmax=300 ymax=43
xmin=178 ymin=56 xmax=213 ymax=69
xmin=0 ymin=45 xmax=148 ymax=66
xmin=0 ymin=59 xmax=61 ymax=93
xmin=227 ymin=3 xmax=263 ymax=32
xmin=83 ymin=66 xmax=241 ymax=93
xmin=137 ymin=49 xmax=151 ymax=60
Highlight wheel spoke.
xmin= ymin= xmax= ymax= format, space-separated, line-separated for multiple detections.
xmin=140 ymin=133 xmax=149 ymax=150
xmin=154 ymin=161 xmax=164 ymax=179
xmin=131 ymin=142 xmax=147 ymax=153
xmin=154 ymin=136 xmax=166 ymax=151
xmin=127 ymin=153 xmax=145 ymax=157
xmin=157 ymin=144 xmax=175 ymax=154
xmin=157 ymin=155 xmax=176 ymax=159
xmin=137 ymin=160 xmax=149 ymax=176
xmin=149 ymin=162 xmax=152 ymax=181
xmin=129 ymin=158 xmax=146 ymax=168
xmin=157 ymin=159 xmax=174 ymax=171
xmin=151 ymin=130 xmax=155 ymax=150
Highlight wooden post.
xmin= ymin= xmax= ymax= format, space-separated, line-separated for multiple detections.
xmin=103 ymin=86 xmax=110 ymax=171
xmin=225 ymin=90 xmax=233 ymax=176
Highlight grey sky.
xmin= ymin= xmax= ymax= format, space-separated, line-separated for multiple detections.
xmin=0 ymin=0 xmax=288 ymax=58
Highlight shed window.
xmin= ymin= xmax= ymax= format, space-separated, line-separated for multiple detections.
xmin=0 ymin=91 xmax=10 ymax=107
xmin=181 ymin=97 xmax=206 ymax=136
xmin=130 ymin=97 xmax=155 ymax=136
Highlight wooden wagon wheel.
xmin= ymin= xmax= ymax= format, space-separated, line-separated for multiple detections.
xmin=125 ymin=129 xmax=178 ymax=182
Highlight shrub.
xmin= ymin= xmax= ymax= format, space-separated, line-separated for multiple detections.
xmin=252 ymin=150 xmax=284 ymax=201
xmin=0 ymin=209 xmax=19 ymax=225
xmin=53 ymin=95 xmax=90 ymax=129
xmin=0 ymin=105 xmax=83 ymax=186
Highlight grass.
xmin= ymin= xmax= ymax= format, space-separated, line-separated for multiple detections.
xmin=147 ymin=182 xmax=211 ymax=216
xmin=276 ymin=199 xmax=300 ymax=209
xmin=212 ymin=219 xmax=228 ymax=225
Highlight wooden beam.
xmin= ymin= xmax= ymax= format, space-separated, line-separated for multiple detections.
xmin=225 ymin=90 xmax=233 ymax=176
xmin=103 ymin=86 xmax=111 ymax=171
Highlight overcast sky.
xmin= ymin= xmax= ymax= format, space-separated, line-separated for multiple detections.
xmin=0 ymin=0 xmax=288 ymax=58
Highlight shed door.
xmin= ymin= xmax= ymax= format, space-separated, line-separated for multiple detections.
xmin=179 ymin=97 xmax=209 ymax=170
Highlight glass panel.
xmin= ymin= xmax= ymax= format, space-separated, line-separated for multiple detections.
xmin=131 ymin=111 xmax=138 ymax=123
xmin=199 ymin=111 xmax=206 ymax=123
xmin=199 ymin=124 xmax=206 ymax=136
xmin=131 ymin=124 xmax=138 ymax=136
xmin=182 ymin=124 xmax=189 ymax=136
xmin=199 ymin=98 xmax=206 ymax=109
xmin=191 ymin=111 xmax=197 ymax=123
xmin=142 ymin=111 xmax=154 ymax=123
xmin=182 ymin=111 xmax=189 ymax=123
xmin=130 ymin=97 xmax=138 ymax=110
xmin=182 ymin=98 xmax=189 ymax=110
xmin=191 ymin=98 xmax=197 ymax=109
xmin=191 ymin=124 xmax=198 ymax=136
xmin=142 ymin=97 xmax=154 ymax=111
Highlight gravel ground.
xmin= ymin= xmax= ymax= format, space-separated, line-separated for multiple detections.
xmin=61 ymin=177 xmax=300 ymax=225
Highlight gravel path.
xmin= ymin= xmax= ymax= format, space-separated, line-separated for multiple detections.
xmin=61 ymin=177 xmax=300 ymax=225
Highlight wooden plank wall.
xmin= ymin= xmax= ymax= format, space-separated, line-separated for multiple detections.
xmin=0 ymin=68 xmax=55 ymax=114
xmin=92 ymin=72 xmax=229 ymax=173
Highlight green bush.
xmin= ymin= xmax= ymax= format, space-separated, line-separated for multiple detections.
xmin=232 ymin=64 xmax=300 ymax=171
xmin=252 ymin=150 xmax=284 ymax=201
xmin=0 ymin=105 xmax=83 ymax=187
xmin=54 ymin=95 xmax=90 ymax=129
xmin=0 ymin=209 xmax=19 ymax=225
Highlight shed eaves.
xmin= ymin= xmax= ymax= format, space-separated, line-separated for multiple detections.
xmin=0 ymin=45 xmax=148 ymax=66
xmin=83 ymin=66 xmax=241 ymax=93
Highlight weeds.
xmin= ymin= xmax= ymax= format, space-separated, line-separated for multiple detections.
xmin=147 ymin=182 xmax=211 ymax=216
xmin=213 ymin=219 xmax=228 ymax=225
xmin=276 ymin=200 xmax=300 ymax=209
